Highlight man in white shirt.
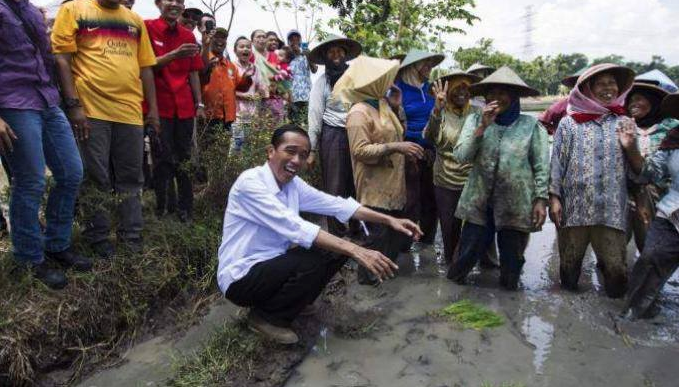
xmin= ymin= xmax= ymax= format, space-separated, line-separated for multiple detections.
xmin=218 ymin=124 xmax=422 ymax=344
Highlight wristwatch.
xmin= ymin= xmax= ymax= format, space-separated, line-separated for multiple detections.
xmin=196 ymin=102 xmax=205 ymax=109
xmin=63 ymin=97 xmax=82 ymax=109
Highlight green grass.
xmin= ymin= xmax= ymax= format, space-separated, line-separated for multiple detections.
xmin=435 ymin=300 xmax=504 ymax=330
xmin=169 ymin=322 xmax=264 ymax=387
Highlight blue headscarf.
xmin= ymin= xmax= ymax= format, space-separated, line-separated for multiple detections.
xmin=494 ymin=98 xmax=521 ymax=126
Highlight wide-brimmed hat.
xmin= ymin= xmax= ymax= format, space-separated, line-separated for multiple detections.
xmin=561 ymin=66 xmax=588 ymax=88
xmin=435 ymin=69 xmax=481 ymax=85
xmin=661 ymin=93 xmax=679 ymax=118
xmin=628 ymin=82 xmax=669 ymax=102
xmin=308 ymin=35 xmax=362 ymax=65
xmin=575 ymin=63 xmax=635 ymax=93
xmin=466 ymin=63 xmax=495 ymax=76
xmin=469 ymin=66 xmax=539 ymax=97
xmin=390 ymin=53 xmax=406 ymax=63
xmin=400 ymin=49 xmax=444 ymax=69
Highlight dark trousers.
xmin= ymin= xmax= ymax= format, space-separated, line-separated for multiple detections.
xmin=225 ymin=247 xmax=347 ymax=327
xmin=153 ymin=117 xmax=193 ymax=216
xmin=624 ymin=217 xmax=679 ymax=317
xmin=319 ymin=123 xmax=356 ymax=236
xmin=448 ymin=208 xmax=529 ymax=289
xmin=434 ymin=186 xmax=463 ymax=264
xmin=357 ymin=208 xmax=406 ymax=284
xmin=405 ymin=154 xmax=437 ymax=244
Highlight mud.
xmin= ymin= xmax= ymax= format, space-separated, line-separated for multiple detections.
xmin=286 ymin=220 xmax=679 ymax=387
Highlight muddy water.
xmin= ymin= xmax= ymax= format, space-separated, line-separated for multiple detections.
xmin=286 ymin=220 xmax=679 ymax=387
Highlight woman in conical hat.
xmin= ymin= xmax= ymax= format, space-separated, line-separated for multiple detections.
xmin=620 ymin=92 xmax=679 ymax=319
xmin=448 ymin=66 xmax=549 ymax=291
xmin=549 ymin=63 xmax=636 ymax=298
xmin=334 ymin=56 xmax=426 ymax=285
xmin=422 ymin=70 xmax=481 ymax=265
xmin=625 ymin=82 xmax=679 ymax=252
xmin=396 ymin=49 xmax=445 ymax=247
xmin=306 ymin=35 xmax=362 ymax=236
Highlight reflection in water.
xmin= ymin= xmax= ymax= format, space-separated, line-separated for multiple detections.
xmin=521 ymin=315 xmax=555 ymax=375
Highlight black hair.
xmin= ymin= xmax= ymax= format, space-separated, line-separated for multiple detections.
xmin=234 ymin=36 xmax=249 ymax=51
xmin=271 ymin=124 xmax=310 ymax=148
xmin=201 ymin=13 xmax=215 ymax=20
xmin=250 ymin=29 xmax=265 ymax=40
xmin=278 ymin=46 xmax=293 ymax=62
xmin=266 ymin=31 xmax=279 ymax=38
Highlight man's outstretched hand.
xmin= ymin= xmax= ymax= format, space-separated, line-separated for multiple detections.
xmin=388 ymin=217 xmax=423 ymax=241
xmin=350 ymin=245 xmax=399 ymax=283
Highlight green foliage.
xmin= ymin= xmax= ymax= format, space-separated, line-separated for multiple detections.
xmin=453 ymin=39 xmax=679 ymax=96
xmin=435 ymin=299 xmax=504 ymax=330
xmin=321 ymin=0 xmax=479 ymax=57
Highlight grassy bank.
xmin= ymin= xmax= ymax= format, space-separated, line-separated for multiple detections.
xmin=0 ymin=125 xmax=280 ymax=385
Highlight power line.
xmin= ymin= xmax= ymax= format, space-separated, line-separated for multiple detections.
xmin=522 ymin=5 xmax=534 ymax=59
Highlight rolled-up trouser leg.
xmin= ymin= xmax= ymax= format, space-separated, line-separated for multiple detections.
xmin=590 ymin=226 xmax=628 ymax=298
xmin=558 ymin=226 xmax=590 ymax=291
xmin=624 ymin=217 xmax=679 ymax=317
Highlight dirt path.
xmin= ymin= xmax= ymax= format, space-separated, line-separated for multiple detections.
xmin=286 ymin=221 xmax=679 ymax=387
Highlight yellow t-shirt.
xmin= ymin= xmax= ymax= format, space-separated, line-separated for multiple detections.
xmin=51 ymin=0 xmax=156 ymax=125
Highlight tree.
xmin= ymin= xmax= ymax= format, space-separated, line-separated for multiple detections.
xmin=320 ymin=0 xmax=479 ymax=57
xmin=200 ymin=0 xmax=237 ymax=35
xmin=256 ymin=0 xmax=323 ymax=43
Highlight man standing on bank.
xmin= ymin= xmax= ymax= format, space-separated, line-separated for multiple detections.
xmin=218 ymin=125 xmax=422 ymax=344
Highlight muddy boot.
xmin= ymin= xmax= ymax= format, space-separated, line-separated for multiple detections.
xmin=247 ymin=311 xmax=299 ymax=344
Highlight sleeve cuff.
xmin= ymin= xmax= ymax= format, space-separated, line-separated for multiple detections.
xmin=296 ymin=220 xmax=321 ymax=249
xmin=335 ymin=197 xmax=361 ymax=223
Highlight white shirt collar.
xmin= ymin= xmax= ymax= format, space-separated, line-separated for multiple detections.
xmin=262 ymin=162 xmax=283 ymax=194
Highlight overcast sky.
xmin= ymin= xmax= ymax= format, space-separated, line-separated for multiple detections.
xmin=37 ymin=0 xmax=679 ymax=65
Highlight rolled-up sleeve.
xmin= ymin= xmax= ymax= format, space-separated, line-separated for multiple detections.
xmin=297 ymin=179 xmax=361 ymax=222
xmin=230 ymin=177 xmax=321 ymax=248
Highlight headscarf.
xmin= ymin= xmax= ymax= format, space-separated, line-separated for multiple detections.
xmin=444 ymin=77 xmax=472 ymax=117
xmin=494 ymin=97 xmax=521 ymax=126
xmin=567 ymin=64 xmax=633 ymax=123
xmin=628 ymin=89 xmax=664 ymax=129
xmin=333 ymin=56 xmax=402 ymax=132
xmin=325 ymin=60 xmax=349 ymax=88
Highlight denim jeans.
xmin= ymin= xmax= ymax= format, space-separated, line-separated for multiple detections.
xmin=0 ymin=107 xmax=83 ymax=264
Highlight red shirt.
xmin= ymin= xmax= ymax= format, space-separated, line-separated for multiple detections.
xmin=144 ymin=18 xmax=204 ymax=119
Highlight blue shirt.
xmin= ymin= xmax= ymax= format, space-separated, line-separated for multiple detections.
xmin=549 ymin=114 xmax=630 ymax=231
xmin=217 ymin=163 xmax=361 ymax=293
xmin=396 ymin=79 xmax=435 ymax=147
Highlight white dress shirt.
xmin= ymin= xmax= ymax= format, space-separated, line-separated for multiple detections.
xmin=217 ymin=163 xmax=361 ymax=293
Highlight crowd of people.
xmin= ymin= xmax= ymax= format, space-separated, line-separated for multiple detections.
xmin=3 ymin=0 xmax=679 ymax=345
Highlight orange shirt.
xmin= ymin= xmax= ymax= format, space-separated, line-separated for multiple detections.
xmin=202 ymin=53 xmax=250 ymax=122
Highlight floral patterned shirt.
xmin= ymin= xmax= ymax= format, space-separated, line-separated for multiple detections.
xmin=638 ymin=118 xmax=679 ymax=157
xmin=290 ymin=54 xmax=312 ymax=103
xmin=454 ymin=113 xmax=550 ymax=232
xmin=549 ymin=114 xmax=630 ymax=231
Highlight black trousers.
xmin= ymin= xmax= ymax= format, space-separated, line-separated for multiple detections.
xmin=624 ymin=217 xmax=679 ymax=317
xmin=434 ymin=186 xmax=463 ymax=264
xmin=448 ymin=207 xmax=529 ymax=289
xmin=404 ymin=152 xmax=438 ymax=244
xmin=225 ymin=247 xmax=347 ymax=327
xmin=153 ymin=117 xmax=193 ymax=215
xmin=319 ymin=123 xmax=356 ymax=236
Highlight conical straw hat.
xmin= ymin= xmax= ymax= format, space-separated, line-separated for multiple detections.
xmin=561 ymin=66 xmax=589 ymax=88
xmin=436 ymin=69 xmax=481 ymax=85
xmin=400 ymin=49 xmax=445 ymax=69
xmin=469 ymin=66 xmax=540 ymax=97
xmin=308 ymin=35 xmax=362 ymax=65
xmin=575 ymin=63 xmax=635 ymax=94
xmin=466 ymin=63 xmax=495 ymax=75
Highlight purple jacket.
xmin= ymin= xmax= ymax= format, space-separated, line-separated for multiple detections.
xmin=0 ymin=0 xmax=60 ymax=110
